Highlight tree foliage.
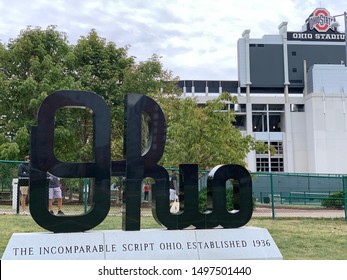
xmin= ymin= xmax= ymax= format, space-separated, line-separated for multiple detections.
xmin=156 ymin=92 xmax=255 ymax=169
xmin=0 ymin=26 xmax=256 ymax=172
xmin=0 ymin=26 xmax=134 ymax=160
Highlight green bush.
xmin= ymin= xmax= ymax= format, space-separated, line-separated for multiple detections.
xmin=321 ymin=191 xmax=345 ymax=209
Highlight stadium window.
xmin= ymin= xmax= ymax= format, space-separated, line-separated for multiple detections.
xmin=252 ymin=114 xmax=267 ymax=132
xmin=252 ymin=104 xmax=266 ymax=111
xmin=290 ymin=104 xmax=305 ymax=112
xmin=233 ymin=115 xmax=246 ymax=130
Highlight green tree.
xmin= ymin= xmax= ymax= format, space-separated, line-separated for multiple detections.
xmin=0 ymin=26 xmax=135 ymax=161
xmin=156 ymin=92 xmax=255 ymax=170
xmin=0 ymin=25 xmax=74 ymax=159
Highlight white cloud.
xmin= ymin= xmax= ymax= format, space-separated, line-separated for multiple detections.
xmin=0 ymin=0 xmax=344 ymax=80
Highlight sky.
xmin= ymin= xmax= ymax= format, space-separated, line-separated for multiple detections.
xmin=0 ymin=0 xmax=345 ymax=80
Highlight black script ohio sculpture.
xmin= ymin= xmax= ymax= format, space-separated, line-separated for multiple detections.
xmin=29 ymin=90 xmax=253 ymax=233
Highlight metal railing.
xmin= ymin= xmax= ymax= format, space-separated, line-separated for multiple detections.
xmin=0 ymin=161 xmax=345 ymax=221
xmin=251 ymin=172 xmax=346 ymax=220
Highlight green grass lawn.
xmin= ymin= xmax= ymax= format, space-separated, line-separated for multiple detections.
xmin=1 ymin=214 xmax=346 ymax=259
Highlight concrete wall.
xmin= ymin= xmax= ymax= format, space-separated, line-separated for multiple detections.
xmin=287 ymin=110 xmax=308 ymax=172
xmin=305 ymin=93 xmax=347 ymax=173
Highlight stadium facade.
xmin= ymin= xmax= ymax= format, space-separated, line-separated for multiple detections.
xmin=177 ymin=8 xmax=347 ymax=174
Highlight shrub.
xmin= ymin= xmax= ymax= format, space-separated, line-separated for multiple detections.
xmin=321 ymin=191 xmax=345 ymax=209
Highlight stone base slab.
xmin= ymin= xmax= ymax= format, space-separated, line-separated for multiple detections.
xmin=2 ymin=226 xmax=282 ymax=260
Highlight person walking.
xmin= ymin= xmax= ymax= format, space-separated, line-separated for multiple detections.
xmin=169 ymin=171 xmax=178 ymax=202
xmin=48 ymin=173 xmax=64 ymax=215
xmin=143 ymin=184 xmax=149 ymax=201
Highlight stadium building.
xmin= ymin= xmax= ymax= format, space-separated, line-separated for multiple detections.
xmin=177 ymin=8 xmax=347 ymax=174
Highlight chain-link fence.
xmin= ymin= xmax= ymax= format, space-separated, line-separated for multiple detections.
xmin=0 ymin=160 xmax=346 ymax=221
xmin=251 ymin=172 xmax=347 ymax=220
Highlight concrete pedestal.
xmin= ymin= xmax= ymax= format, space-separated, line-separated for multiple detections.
xmin=2 ymin=226 xmax=282 ymax=260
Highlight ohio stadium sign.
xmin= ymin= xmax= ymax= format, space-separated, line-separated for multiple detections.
xmin=287 ymin=8 xmax=345 ymax=42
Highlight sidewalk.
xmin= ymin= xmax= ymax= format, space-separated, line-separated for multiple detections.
xmin=252 ymin=207 xmax=345 ymax=218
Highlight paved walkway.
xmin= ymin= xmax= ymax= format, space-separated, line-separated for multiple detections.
xmin=252 ymin=207 xmax=345 ymax=218
xmin=1 ymin=205 xmax=345 ymax=219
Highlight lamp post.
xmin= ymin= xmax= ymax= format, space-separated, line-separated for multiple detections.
xmin=332 ymin=12 xmax=347 ymax=67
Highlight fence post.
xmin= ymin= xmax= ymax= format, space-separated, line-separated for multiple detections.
xmin=84 ymin=178 xmax=88 ymax=214
xmin=11 ymin=178 xmax=20 ymax=214
xmin=270 ymin=173 xmax=275 ymax=219
xmin=16 ymin=182 xmax=20 ymax=214
xmin=343 ymin=176 xmax=347 ymax=222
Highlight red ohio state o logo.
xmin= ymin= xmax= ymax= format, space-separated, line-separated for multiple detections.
xmin=309 ymin=8 xmax=334 ymax=32
xmin=314 ymin=9 xmax=329 ymax=31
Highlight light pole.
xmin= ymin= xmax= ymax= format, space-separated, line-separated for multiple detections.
xmin=332 ymin=12 xmax=347 ymax=67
